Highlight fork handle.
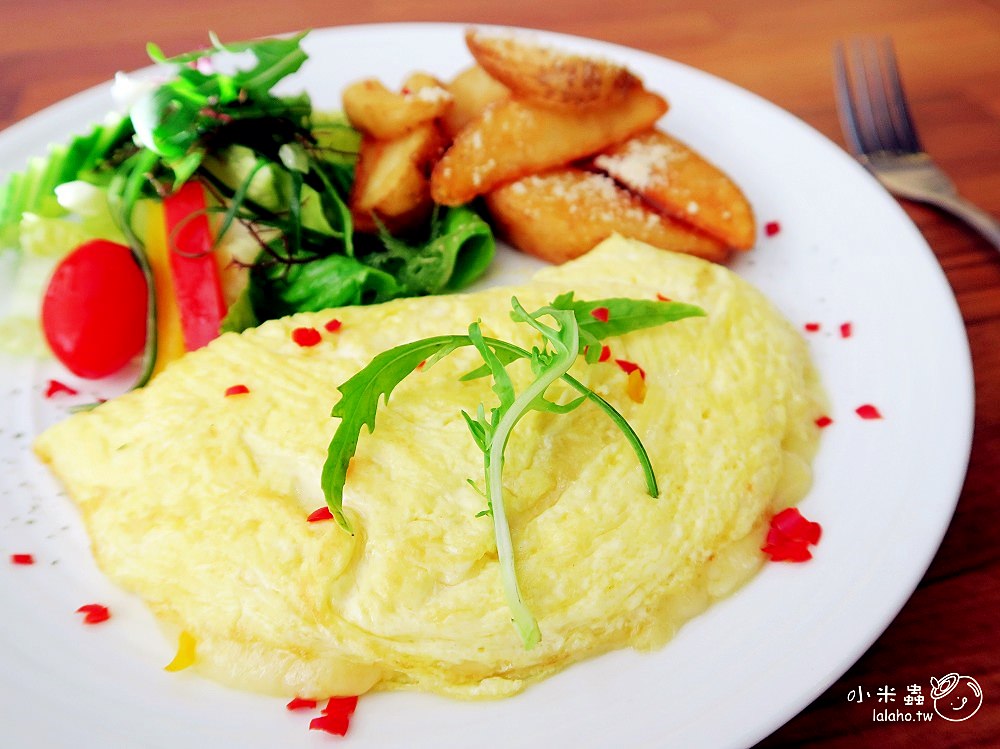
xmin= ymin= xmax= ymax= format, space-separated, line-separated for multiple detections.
xmin=923 ymin=193 xmax=1000 ymax=251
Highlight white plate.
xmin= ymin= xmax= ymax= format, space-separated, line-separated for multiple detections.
xmin=0 ymin=23 xmax=974 ymax=749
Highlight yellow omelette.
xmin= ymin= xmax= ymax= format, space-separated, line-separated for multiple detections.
xmin=35 ymin=236 xmax=824 ymax=699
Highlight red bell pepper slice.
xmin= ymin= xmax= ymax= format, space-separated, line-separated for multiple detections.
xmin=163 ymin=181 xmax=227 ymax=351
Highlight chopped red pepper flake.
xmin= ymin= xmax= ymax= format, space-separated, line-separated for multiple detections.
xmin=324 ymin=318 xmax=343 ymax=333
xmin=225 ymin=384 xmax=250 ymax=397
xmin=45 ymin=379 xmax=78 ymax=398
xmin=286 ymin=697 xmax=317 ymax=711
xmin=598 ymin=345 xmax=611 ymax=362
xmin=814 ymin=415 xmax=833 ymax=428
xmin=309 ymin=696 xmax=359 ymax=736
xmin=761 ymin=542 xmax=813 ymax=562
xmin=590 ymin=307 xmax=610 ymax=323
xmin=292 ymin=327 xmax=322 ymax=347
xmin=615 ymin=358 xmax=646 ymax=379
xmin=803 ymin=322 xmax=820 ymax=333
xmin=769 ymin=507 xmax=822 ymax=545
xmin=856 ymin=404 xmax=883 ymax=420
xmin=656 ymin=293 xmax=672 ymax=302
xmin=764 ymin=221 xmax=781 ymax=236
xmin=307 ymin=506 xmax=334 ymax=522
xmin=762 ymin=508 xmax=822 ymax=563
xmin=310 ymin=713 xmax=350 ymax=736
xmin=840 ymin=322 xmax=853 ymax=338
xmin=76 ymin=603 xmax=111 ymax=624
xmin=416 ymin=359 xmax=426 ymax=370
xmin=324 ymin=696 xmax=359 ymax=716
xmin=10 ymin=554 xmax=34 ymax=565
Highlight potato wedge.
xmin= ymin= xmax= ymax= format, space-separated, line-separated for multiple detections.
xmin=485 ymin=168 xmax=729 ymax=264
xmin=402 ymin=71 xmax=447 ymax=93
xmin=343 ymin=78 xmax=453 ymax=140
xmin=442 ymin=65 xmax=510 ymax=139
xmin=465 ymin=29 xmax=642 ymax=110
xmin=350 ymin=123 xmax=447 ymax=233
xmin=591 ymin=129 xmax=756 ymax=250
xmin=431 ymin=88 xmax=668 ymax=206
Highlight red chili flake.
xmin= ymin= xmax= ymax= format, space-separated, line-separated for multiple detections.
xmin=76 ymin=604 xmax=111 ymax=624
xmin=310 ymin=713 xmax=350 ymax=736
xmin=769 ymin=507 xmax=822 ymax=546
xmin=324 ymin=318 xmax=343 ymax=333
xmin=291 ymin=327 xmax=322 ymax=347
xmin=309 ymin=696 xmax=359 ymax=736
xmin=416 ymin=359 xmax=426 ymax=370
xmin=598 ymin=345 xmax=611 ymax=362
xmin=307 ymin=506 xmax=334 ymax=522
xmin=224 ymin=384 xmax=250 ymax=397
xmin=45 ymin=379 xmax=78 ymax=398
xmin=656 ymin=293 xmax=672 ymax=302
xmin=590 ymin=307 xmax=610 ymax=323
xmin=856 ymin=404 xmax=883 ymax=420
xmin=324 ymin=696 xmax=359 ymax=716
xmin=10 ymin=554 xmax=34 ymax=565
xmin=286 ymin=697 xmax=317 ymax=711
xmin=764 ymin=221 xmax=781 ymax=236
xmin=401 ymin=86 xmax=412 ymax=95
xmin=615 ymin=358 xmax=646 ymax=379
xmin=803 ymin=322 xmax=821 ymax=333
xmin=840 ymin=322 xmax=853 ymax=339
xmin=814 ymin=415 xmax=833 ymax=428
xmin=762 ymin=508 xmax=822 ymax=563
xmin=761 ymin=542 xmax=813 ymax=562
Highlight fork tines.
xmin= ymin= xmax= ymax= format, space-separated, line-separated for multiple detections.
xmin=834 ymin=38 xmax=923 ymax=157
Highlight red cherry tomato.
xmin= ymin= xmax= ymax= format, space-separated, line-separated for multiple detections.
xmin=41 ymin=239 xmax=148 ymax=379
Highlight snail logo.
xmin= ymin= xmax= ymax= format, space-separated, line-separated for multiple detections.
xmin=929 ymin=673 xmax=983 ymax=722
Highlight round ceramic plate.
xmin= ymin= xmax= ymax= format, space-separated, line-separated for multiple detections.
xmin=0 ymin=23 xmax=974 ymax=749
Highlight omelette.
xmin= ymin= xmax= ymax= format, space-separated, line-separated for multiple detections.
xmin=34 ymin=236 xmax=825 ymax=699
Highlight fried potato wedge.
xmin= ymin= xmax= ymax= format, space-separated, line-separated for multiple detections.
xmin=343 ymin=78 xmax=453 ymax=140
xmin=592 ymin=129 xmax=756 ymax=250
xmin=442 ymin=65 xmax=510 ymax=139
xmin=465 ymin=29 xmax=642 ymax=110
xmin=485 ymin=168 xmax=729 ymax=264
xmin=431 ymin=89 xmax=668 ymax=206
xmin=350 ymin=122 xmax=447 ymax=233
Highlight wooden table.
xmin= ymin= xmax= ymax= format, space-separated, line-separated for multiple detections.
xmin=2 ymin=1 xmax=997 ymax=746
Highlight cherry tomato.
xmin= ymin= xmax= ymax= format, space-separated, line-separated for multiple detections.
xmin=42 ymin=239 xmax=148 ymax=379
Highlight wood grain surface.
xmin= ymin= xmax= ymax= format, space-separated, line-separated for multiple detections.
xmin=1 ymin=1 xmax=997 ymax=746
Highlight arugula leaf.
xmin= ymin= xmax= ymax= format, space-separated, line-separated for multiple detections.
xmin=148 ymin=32 xmax=308 ymax=93
xmin=549 ymin=291 xmax=706 ymax=363
xmin=323 ymin=336 xmax=467 ymax=530
xmin=135 ymin=33 xmax=309 ymax=164
xmin=321 ymin=294 xmax=705 ymax=647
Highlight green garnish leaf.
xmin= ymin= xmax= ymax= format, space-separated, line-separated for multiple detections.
xmin=323 ymin=336 xmax=468 ymax=531
xmin=366 ymin=204 xmax=495 ymax=296
xmin=321 ymin=294 xmax=705 ymax=647
xmin=248 ymin=250 xmax=400 ymax=322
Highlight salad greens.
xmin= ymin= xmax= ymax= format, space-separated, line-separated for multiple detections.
xmin=0 ymin=32 xmax=496 ymax=370
xmin=321 ymin=293 xmax=705 ymax=648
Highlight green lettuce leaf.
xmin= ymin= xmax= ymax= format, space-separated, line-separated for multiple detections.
xmin=248 ymin=250 xmax=400 ymax=323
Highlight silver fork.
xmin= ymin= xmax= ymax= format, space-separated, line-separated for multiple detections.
xmin=833 ymin=37 xmax=1000 ymax=250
